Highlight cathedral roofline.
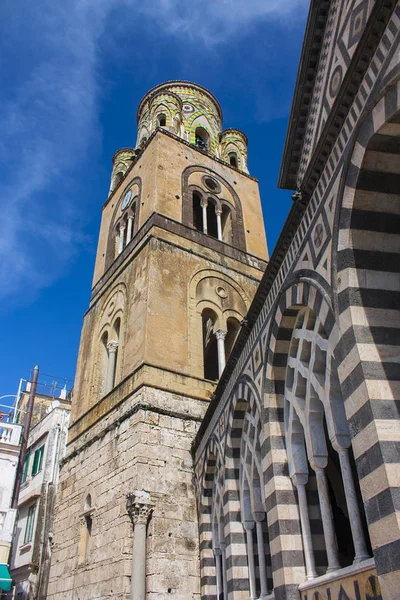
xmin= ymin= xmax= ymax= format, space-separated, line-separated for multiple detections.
xmin=136 ymin=80 xmax=223 ymax=124
xmin=278 ymin=0 xmax=330 ymax=190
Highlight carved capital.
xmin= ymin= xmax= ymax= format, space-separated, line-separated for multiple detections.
xmin=215 ymin=329 xmax=227 ymax=341
xmin=200 ymin=198 xmax=208 ymax=208
xmin=215 ymin=209 xmax=222 ymax=216
xmin=107 ymin=340 xmax=118 ymax=354
xmin=126 ymin=491 xmax=154 ymax=526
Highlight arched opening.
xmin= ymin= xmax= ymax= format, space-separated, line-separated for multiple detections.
xmin=221 ymin=205 xmax=232 ymax=244
xmin=111 ymin=317 xmax=121 ymax=387
xmin=114 ymin=171 xmax=124 ymax=188
xmin=229 ymin=152 xmax=238 ymax=168
xmin=224 ymin=317 xmax=240 ymax=360
xmin=284 ymin=307 xmax=371 ymax=578
xmin=192 ymin=191 xmax=203 ymax=232
xmin=100 ymin=331 xmax=109 ymax=396
xmin=195 ymin=127 xmax=209 ymax=151
xmin=202 ymin=308 xmax=218 ymax=381
xmin=240 ymin=404 xmax=273 ymax=597
xmin=78 ymin=494 xmax=93 ymax=566
xmin=206 ymin=200 xmax=218 ymax=239
xmin=157 ymin=113 xmax=166 ymax=127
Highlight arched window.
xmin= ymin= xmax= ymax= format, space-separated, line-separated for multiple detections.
xmin=192 ymin=192 xmax=203 ymax=232
xmin=284 ymin=308 xmax=370 ymax=578
xmin=206 ymin=199 xmax=218 ymax=239
xmin=195 ymin=127 xmax=209 ymax=151
xmin=78 ymin=494 xmax=93 ymax=565
xmin=228 ymin=153 xmax=238 ymax=168
xmin=202 ymin=309 xmax=218 ymax=381
xmin=99 ymin=331 xmax=109 ymax=395
xmin=224 ymin=317 xmax=240 ymax=360
xmin=114 ymin=171 xmax=124 ymax=188
xmin=157 ymin=114 xmax=166 ymax=127
xmin=221 ymin=205 xmax=232 ymax=244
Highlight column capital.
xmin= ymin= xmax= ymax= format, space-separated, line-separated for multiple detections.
xmin=126 ymin=491 xmax=154 ymax=526
xmin=128 ymin=214 xmax=135 ymax=221
xmin=215 ymin=329 xmax=227 ymax=341
xmin=252 ymin=511 xmax=265 ymax=523
xmin=119 ymin=223 xmax=126 ymax=231
xmin=242 ymin=519 xmax=255 ymax=531
xmin=200 ymin=198 xmax=208 ymax=208
xmin=215 ymin=208 xmax=222 ymax=216
xmin=107 ymin=340 xmax=118 ymax=354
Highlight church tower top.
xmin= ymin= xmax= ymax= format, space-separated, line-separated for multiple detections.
xmin=135 ymin=80 xmax=248 ymax=172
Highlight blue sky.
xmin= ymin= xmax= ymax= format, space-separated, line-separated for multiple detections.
xmin=0 ymin=0 xmax=309 ymax=405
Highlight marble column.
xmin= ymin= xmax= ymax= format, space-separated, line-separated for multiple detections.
xmin=216 ymin=209 xmax=223 ymax=241
xmin=126 ymin=215 xmax=134 ymax=245
xmin=200 ymin=199 xmax=208 ymax=234
xmin=215 ymin=329 xmax=227 ymax=377
xmin=243 ymin=521 xmax=257 ymax=600
xmin=293 ymin=475 xmax=317 ymax=580
xmin=336 ymin=446 xmax=369 ymax=563
xmin=106 ymin=340 xmax=118 ymax=393
xmin=213 ymin=547 xmax=223 ymax=598
xmin=118 ymin=224 xmax=126 ymax=254
xmin=220 ymin=541 xmax=228 ymax=600
xmin=253 ymin=512 xmax=269 ymax=598
xmin=126 ymin=491 xmax=154 ymax=600
xmin=314 ymin=467 xmax=340 ymax=572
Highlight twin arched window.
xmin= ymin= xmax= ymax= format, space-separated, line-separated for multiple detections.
xmin=115 ymin=202 xmax=137 ymax=257
xmin=192 ymin=192 xmax=233 ymax=244
xmin=202 ymin=309 xmax=241 ymax=380
xmin=100 ymin=317 xmax=121 ymax=396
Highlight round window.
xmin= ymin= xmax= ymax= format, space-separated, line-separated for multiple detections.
xmin=205 ymin=178 xmax=217 ymax=191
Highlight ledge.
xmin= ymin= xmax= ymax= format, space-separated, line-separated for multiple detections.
xmin=298 ymin=558 xmax=376 ymax=591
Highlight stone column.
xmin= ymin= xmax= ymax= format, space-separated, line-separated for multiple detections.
xmin=200 ymin=199 xmax=208 ymax=234
xmin=220 ymin=541 xmax=228 ymax=599
xmin=118 ymin=224 xmax=126 ymax=254
xmin=243 ymin=521 xmax=257 ymax=600
xmin=216 ymin=209 xmax=223 ymax=241
xmin=253 ymin=512 xmax=269 ymax=598
xmin=213 ymin=547 xmax=223 ymax=598
xmin=215 ymin=329 xmax=227 ymax=377
xmin=126 ymin=216 xmax=134 ymax=245
xmin=126 ymin=491 xmax=155 ymax=600
xmin=106 ymin=341 xmax=118 ymax=393
xmin=314 ymin=467 xmax=341 ymax=572
xmin=336 ymin=446 xmax=369 ymax=563
xmin=293 ymin=475 xmax=317 ymax=580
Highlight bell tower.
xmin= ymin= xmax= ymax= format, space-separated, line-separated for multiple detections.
xmin=47 ymin=81 xmax=268 ymax=600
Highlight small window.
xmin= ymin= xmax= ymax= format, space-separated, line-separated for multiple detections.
xmin=229 ymin=153 xmax=238 ymax=168
xmin=32 ymin=445 xmax=45 ymax=476
xmin=195 ymin=127 xmax=209 ymax=151
xmin=205 ymin=178 xmax=217 ymax=191
xmin=24 ymin=504 xmax=36 ymax=544
xmin=22 ymin=451 xmax=30 ymax=484
xmin=158 ymin=114 xmax=166 ymax=127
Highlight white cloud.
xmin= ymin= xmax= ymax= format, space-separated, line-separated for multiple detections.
xmin=0 ymin=0 xmax=303 ymax=308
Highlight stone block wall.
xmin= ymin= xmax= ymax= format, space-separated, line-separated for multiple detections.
xmin=47 ymin=387 xmax=204 ymax=600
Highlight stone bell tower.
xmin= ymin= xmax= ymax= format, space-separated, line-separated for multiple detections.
xmin=47 ymin=81 xmax=268 ymax=600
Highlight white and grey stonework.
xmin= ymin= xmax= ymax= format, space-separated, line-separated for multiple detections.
xmin=194 ymin=2 xmax=400 ymax=600
xmin=47 ymin=1 xmax=399 ymax=600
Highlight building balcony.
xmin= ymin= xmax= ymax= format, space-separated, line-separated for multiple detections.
xmin=0 ymin=423 xmax=22 ymax=446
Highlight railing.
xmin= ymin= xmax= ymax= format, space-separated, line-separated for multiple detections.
xmin=0 ymin=422 xmax=22 ymax=445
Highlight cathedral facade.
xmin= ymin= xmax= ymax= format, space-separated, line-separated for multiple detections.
xmin=47 ymin=1 xmax=400 ymax=599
